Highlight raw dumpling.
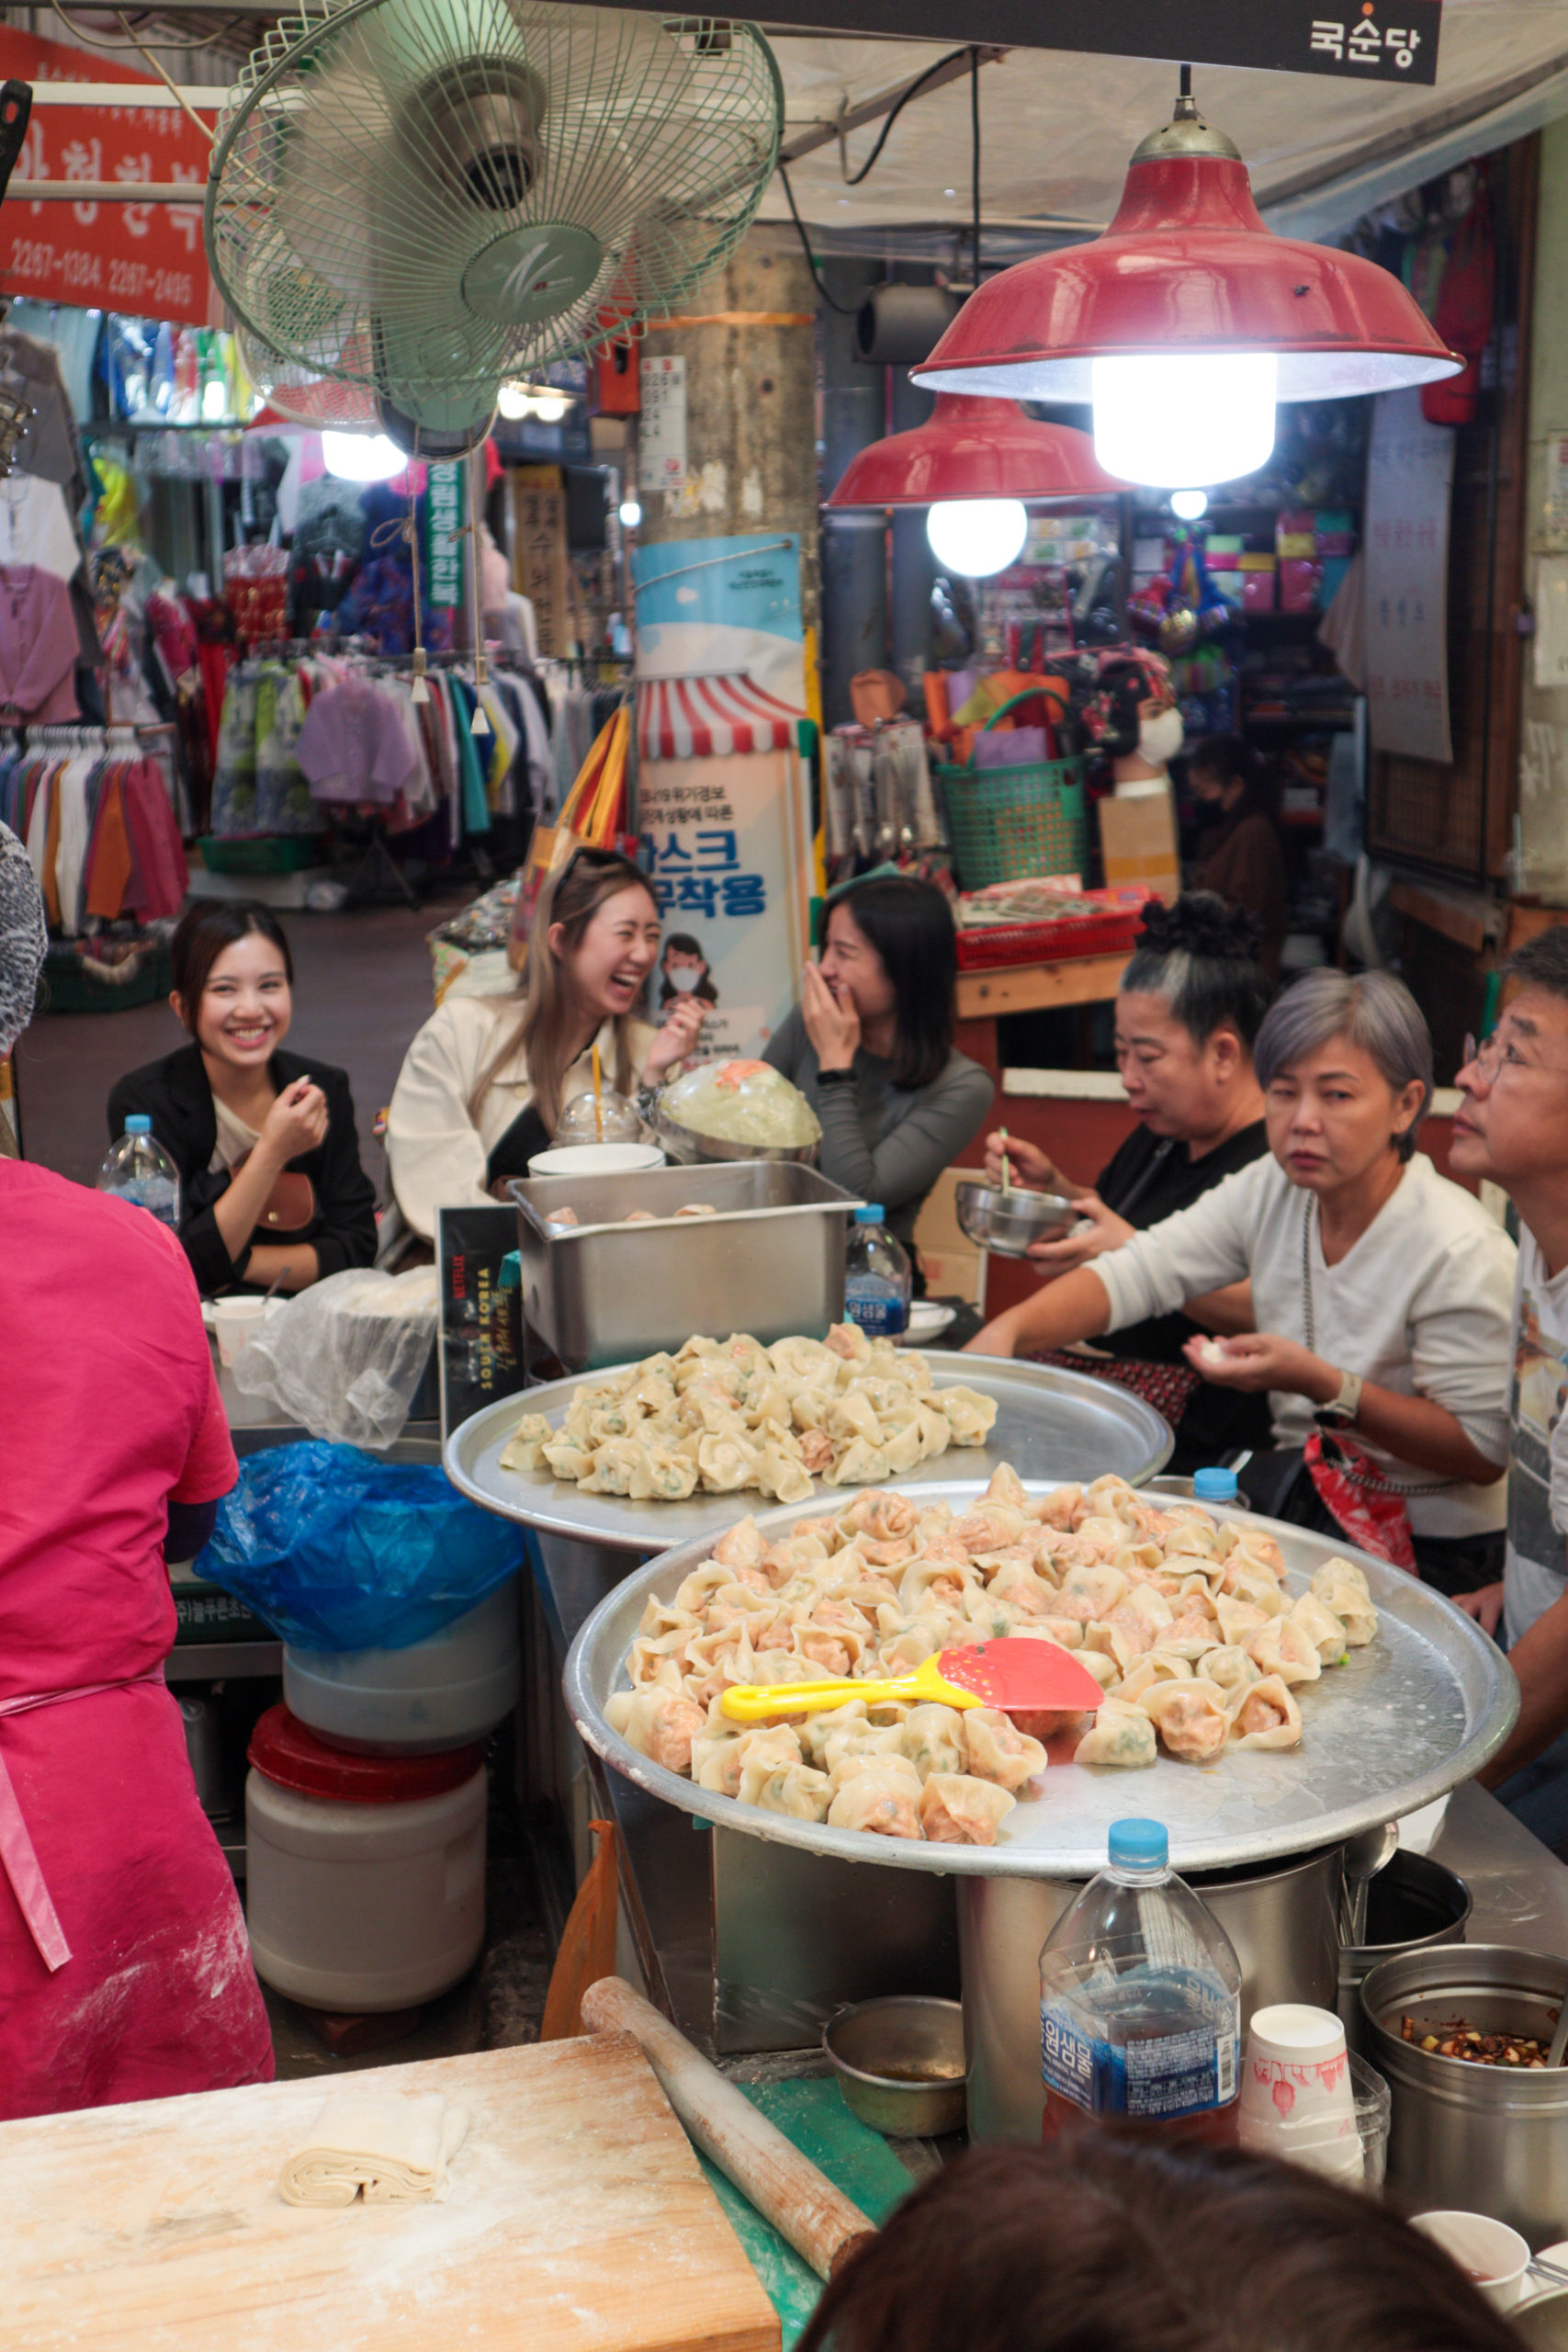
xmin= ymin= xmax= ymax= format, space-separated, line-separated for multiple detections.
xmin=1227 ymin=1673 xmax=1303 ymax=1750
xmin=1139 ymin=1677 xmax=1230 ymax=1764
xmin=919 ymin=1772 xmax=1017 ymax=1845
xmin=939 ymin=1385 xmax=1000 ymax=1447
xmin=753 ymin=1762 xmax=833 ymax=1820
xmin=1244 ymin=1618 xmax=1324 ymax=1689
xmin=1073 ymin=1702 xmax=1156 ymax=1769
xmin=827 ymin=1761 xmax=923 ymax=1838
xmin=1290 ymin=1590 xmax=1350 ymax=1666
xmin=605 ymin=1686 xmax=706 ymax=1773
xmin=1117 ymin=1654 xmax=1194 ymax=1704
xmin=499 ymin=1411 xmax=554 ymax=1473
xmin=963 ymin=1707 xmax=1048 ymax=1792
xmin=824 ymin=1436 xmax=891 ymax=1487
xmin=697 ymin=1433 xmax=760 ymax=1492
xmin=1198 ymin=1644 xmax=1262 ymax=1697
xmin=736 ymin=1726 xmax=806 ymax=1806
xmin=900 ymin=1702 xmax=968 ymax=1779
xmin=1311 ymin=1561 xmax=1379 ymax=1645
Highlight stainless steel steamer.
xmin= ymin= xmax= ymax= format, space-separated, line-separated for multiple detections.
xmin=564 ymin=1489 xmax=1517 ymax=2134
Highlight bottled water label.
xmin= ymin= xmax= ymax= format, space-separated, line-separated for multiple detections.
xmin=1042 ymin=1987 xmax=1239 ymax=2120
xmin=844 ymin=1280 xmax=908 ymax=1339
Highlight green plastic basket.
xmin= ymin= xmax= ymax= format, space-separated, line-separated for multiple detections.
xmin=197 ymin=833 xmax=323 ymax=875
xmin=932 ymin=689 xmax=1087 ymax=889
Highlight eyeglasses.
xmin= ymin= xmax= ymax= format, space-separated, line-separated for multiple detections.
xmin=1462 ymin=1032 xmax=1568 ymax=1085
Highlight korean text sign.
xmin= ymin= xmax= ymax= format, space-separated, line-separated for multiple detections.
xmin=1364 ymin=388 xmax=1455 ymax=766
xmin=0 ymin=26 xmax=215 ymax=325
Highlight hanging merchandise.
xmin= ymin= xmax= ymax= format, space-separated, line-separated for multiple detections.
xmin=914 ymin=76 xmax=1461 ymax=493
xmin=205 ymin=0 xmax=783 ymax=451
xmin=1421 ymin=171 xmax=1496 ymax=428
xmin=0 ymin=566 xmax=80 ymax=725
xmin=0 ymin=724 xmax=188 ymax=933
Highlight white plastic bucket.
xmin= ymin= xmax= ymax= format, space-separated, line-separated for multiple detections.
xmin=282 ymin=1578 xmax=521 ymax=1755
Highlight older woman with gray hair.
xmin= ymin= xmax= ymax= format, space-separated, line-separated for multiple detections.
xmin=971 ymin=970 xmax=1516 ymax=1589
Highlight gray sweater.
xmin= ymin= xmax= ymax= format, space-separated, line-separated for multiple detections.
xmin=763 ymin=1007 xmax=994 ymax=1251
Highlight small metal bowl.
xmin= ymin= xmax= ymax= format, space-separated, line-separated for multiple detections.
xmin=954 ymin=1180 xmax=1080 ymax=1258
xmin=822 ymin=1996 xmax=968 ymax=2138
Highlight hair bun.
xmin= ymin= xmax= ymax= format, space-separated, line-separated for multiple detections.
xmin=1135 ymin=892 xmax=1264 ymax=965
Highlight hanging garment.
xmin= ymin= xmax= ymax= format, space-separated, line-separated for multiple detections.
xmin=0 ymin=569 xmax=80 ymax=725
xmin=294 ymin=673 xmax=419 ymax=807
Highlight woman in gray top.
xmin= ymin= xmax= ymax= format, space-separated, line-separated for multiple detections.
xmin=764 ymin=875 xmax=993 ymax=1261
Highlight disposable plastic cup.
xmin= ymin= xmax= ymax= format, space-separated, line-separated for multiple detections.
xmin=1412 ymin=2211 xmax=1531 ymax=2310
xmin=213 ymin=1295 xmax=268 ymax=1368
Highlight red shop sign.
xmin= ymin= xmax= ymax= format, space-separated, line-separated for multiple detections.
xmin=0 ymin=25 xmax=217 ymax=327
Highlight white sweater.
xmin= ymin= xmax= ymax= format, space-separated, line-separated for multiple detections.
xmin=386 ymin=993 xmax=654 ymax=1240
xmin=1094 ymin=1152 xmax=1517 ymax=1538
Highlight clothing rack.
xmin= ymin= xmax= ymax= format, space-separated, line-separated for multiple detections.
xmin=3 ymin=719 xmax=177 ymax=745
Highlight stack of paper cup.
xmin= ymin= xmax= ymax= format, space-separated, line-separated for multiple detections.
xmin=1237 ymin=2004 xmax=1362 ymax=2183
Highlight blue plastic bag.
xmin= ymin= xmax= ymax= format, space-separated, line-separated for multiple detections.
xmin=197 ymin=1441 xmax=526 ymax=1652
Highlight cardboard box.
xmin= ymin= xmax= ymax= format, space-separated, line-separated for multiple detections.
xmin=1100 ymin=782 xmax=1179 ymax=899
xmin=1280 ymin=558 xmax=1324 ymax=613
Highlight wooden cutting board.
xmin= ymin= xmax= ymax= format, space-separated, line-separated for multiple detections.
xmin=6 ymin=2034 xmax=780 ymax=2352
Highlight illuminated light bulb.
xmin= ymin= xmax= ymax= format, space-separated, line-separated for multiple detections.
xmin=321 ymin=431 xmax=409 ymax=482
xmin=1170 ymin=488 xmax=1210 ymax=521
xmin=533 ymin=392 xmax=570 ymax=423
xmin=926 ymin=498 xmax=1028 ymax=579
xmin=1091 ymin=352 xmax=1276 ymax=491
xmin=496 ymin=381 xmax=530 ymax=419
xmin=618 ymin=499 xmax=642 ymax=529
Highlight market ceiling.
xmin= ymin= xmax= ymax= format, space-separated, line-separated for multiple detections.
xmin=44 ymin=0 xmax=1568 ymax=251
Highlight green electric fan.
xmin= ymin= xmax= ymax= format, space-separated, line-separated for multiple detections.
xmin=205 ymin=0 xmax=783 ymax=447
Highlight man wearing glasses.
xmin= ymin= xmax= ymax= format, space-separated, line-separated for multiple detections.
xmin=1449 ymin=927 xmax=1568 ymax=1839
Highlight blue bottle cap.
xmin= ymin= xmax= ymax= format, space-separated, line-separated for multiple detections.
xmin=124 ymin=1114 xmax=152 ymax=1134
xmin=498 ymin=1250 xmax=522 ymax=1291
xmin=854 ymin=1204 xmax=885 ymax=1224
xmin=1192 ymin=1466 xmax=1238 ymax=1501
xmin=1108 ymin=1818 xmax=1168 ymax=1871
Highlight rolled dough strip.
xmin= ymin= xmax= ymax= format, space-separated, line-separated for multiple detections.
xmin=581 ymin=1975 xmax=875 ymax=2279
xmin=278 ymin=2089 xmax=470 ymax=2207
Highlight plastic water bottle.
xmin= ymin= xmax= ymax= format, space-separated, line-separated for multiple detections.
xmin=844 ymin=1204 xmax=912 ymax=1340
xmin=98 ymin=1114 xmax=181 ymax=1230
xmin=1039 ymin=1817 xmax=1242 ymax=2142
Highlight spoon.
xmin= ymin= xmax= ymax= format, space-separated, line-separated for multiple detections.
xmin=1547 ymin=2003 xmax=1568 ymax=2069
xmin=1341 ymin=1820 xmax=1399 ymax=1947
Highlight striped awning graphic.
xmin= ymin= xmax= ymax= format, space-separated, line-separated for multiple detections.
xmin=636 ymin=672 xmax=806 ymax=762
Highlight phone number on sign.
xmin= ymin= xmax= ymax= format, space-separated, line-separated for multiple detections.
xmin=7 ymin=241 xmax=192 ymax=312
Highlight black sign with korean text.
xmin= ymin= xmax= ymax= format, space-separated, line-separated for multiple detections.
xmin=619 ymin=0 xmax=1443 ymax=85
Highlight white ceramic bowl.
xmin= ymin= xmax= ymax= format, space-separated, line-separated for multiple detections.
xmin=526 ymin=1143 xmax=666 ymax=1179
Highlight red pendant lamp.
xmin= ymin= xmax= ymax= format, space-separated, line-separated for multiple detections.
xmin=912 ymin=81 xmax=1461 ymax=491
xmin=829 ymin=393 xmax=1126 ymax=577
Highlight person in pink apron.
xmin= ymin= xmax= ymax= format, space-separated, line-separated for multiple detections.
xmin=0 ymin=822 xmax=273 ymax=2117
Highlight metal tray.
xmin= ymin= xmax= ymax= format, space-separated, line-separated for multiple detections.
xmin=445 ymin=1352 xmax=1173 ymax=1554
xmin=563 ymin=1484 xmax=1519 ymax=1877
xmin=510 ymin=1160 xmax=863 ymax=1371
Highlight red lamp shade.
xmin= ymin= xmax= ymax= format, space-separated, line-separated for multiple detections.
xmin=913 ymin=104 xmax=1461 ymax=404
xmin=828 ymin=393 xmax=1126 ymax=506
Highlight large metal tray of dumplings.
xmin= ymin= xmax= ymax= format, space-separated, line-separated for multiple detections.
xmin=562 ymin=1484 xmax=1519 ymax=1877
xmin=444 ymin=1352 xmax=1173 ymax=1554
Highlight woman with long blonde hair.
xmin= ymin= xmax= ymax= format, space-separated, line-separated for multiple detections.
xmin=386 ymin=848 xmax=704 ymax=1238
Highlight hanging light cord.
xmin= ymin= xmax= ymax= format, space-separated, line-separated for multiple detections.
xmin=971 ymin=44 xmax=982 ymax=291
xmin=777 ymin=164 xmax=858 ymax=316
xmin=840 ymin=46 xmax=973 ymax=187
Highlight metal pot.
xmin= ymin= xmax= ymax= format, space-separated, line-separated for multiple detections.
xmin=1361 ymin=1945 xmax=1568 ymax=2249
xmin=960 ymin=1843 xmax=1345 ymax=2143
xmin=1337 ymin=1850 xmax=1471 ymax=2052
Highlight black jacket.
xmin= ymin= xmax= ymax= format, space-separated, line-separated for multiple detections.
xmin=107 ymin=1042 xmax=378 ymax=1297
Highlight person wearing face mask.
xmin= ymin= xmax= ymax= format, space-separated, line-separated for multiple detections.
xmin=385 ymin=848 xmax=705 ymax=1240
xmin=976 ymin=896 xmax=1274 ymax=1472
xmin=1187 ymin=735 xmax=1289 ymax=983
xmin=658 ymin=933 xmax=718 ymax=1012
xmin=763 ymin=874 xmax=993 ymax=1262
xmin=108 ymin=901 xmax=378 ymax=1299
xmin=971 ymin=969 xmax=1515 ymax=1592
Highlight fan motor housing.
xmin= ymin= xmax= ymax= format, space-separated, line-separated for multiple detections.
xmin=414 ymin=58 xmax=547 ymax=213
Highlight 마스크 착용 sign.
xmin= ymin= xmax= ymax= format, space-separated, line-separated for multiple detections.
xmin=0 ymin=24 xmax=214 ymax=324
xmin=1363 ymin=388 xmax=1455 ymax=767
xmin=608 ymin=0 xmax=1439 ymax=80
xmin=639 ymin=356 xmax=688 ymax=498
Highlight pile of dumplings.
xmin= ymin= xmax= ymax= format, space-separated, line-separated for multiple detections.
xmin=501 ymin=1324 xmax=999 ymax=1505
xmin=605 ymin=1464 xmax=1380 ymax=1848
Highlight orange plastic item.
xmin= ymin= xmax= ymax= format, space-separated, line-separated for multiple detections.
xmin=541 ymin=1818 xmax=619 ymax=2041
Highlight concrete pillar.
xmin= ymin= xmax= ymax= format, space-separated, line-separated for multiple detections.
xmin=636 ymin=225 xmax=820 ymax=636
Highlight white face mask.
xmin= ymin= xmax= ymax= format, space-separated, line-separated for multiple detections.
xmin=1137 ymin=707 xmax=1185 ymax=768
xmin=668 ymin=967 xmax=702 ymax=993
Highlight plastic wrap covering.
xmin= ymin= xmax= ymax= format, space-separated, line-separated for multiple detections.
xmin=658 ymin=1059 xmax=821 ymax=1151
xmin=231 ymin=1267 xmax=438 ymax=1449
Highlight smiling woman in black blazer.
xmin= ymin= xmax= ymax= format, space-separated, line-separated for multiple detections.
xmin=107 ymin=901 xmax=378 ymax=1297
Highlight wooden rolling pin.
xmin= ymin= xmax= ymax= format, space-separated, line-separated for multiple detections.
xmin=581 ymin=1975 xmax=877 ymax=2281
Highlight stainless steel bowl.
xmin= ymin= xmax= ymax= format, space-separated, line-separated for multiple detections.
xmin=1337 ymin=1849 xmax=1471 ymax=2052
xmin=954 ymin=1180 xmax=1080 ymax=1258
xmin=1361 ymin=1944 xmax=1568 ymax=2248
xmin=823 ymin=1996 xmax=968 ymax=2138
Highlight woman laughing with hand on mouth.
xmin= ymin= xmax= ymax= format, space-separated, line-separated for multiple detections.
xmin=386 ymin=847 xmax=705 ymax=1242
xmin=108 ymin=900 xmax=378 ymax=1298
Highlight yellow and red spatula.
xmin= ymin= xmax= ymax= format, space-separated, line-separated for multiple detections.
xmin=719 ymin=1637 xmax=1106 ymax=1724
